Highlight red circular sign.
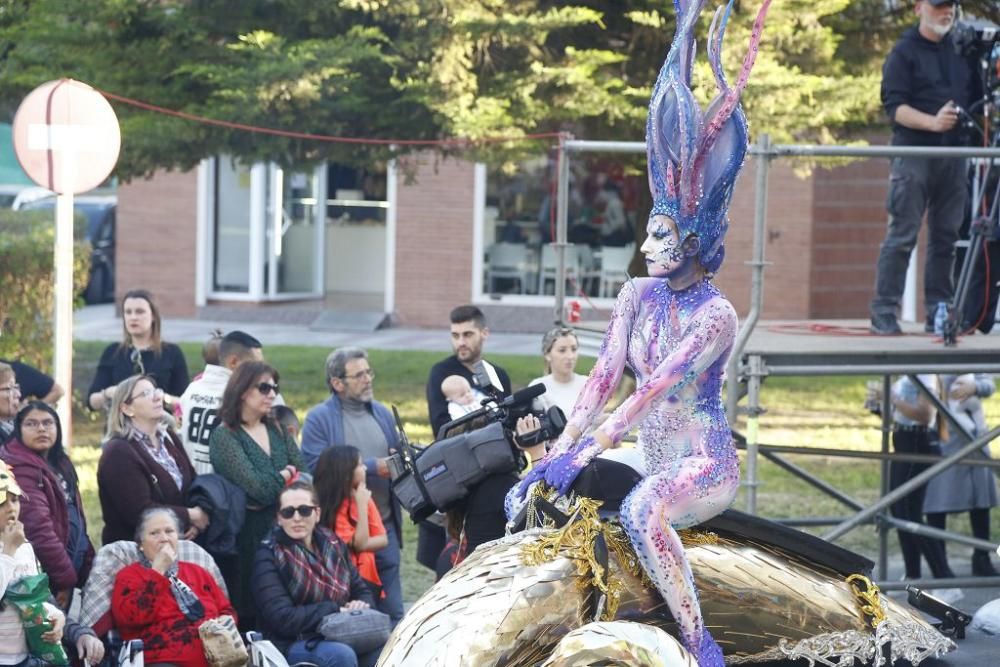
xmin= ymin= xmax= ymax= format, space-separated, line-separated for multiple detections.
xmin=11 ymin=79 xmax=121 ymax=194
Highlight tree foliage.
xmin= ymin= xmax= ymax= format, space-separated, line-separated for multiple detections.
xmin=0 ymin=0 xmax=981 ymax=177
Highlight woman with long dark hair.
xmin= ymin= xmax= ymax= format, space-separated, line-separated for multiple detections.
xmin=87 ymin=289 xmax=189 ymax=413
xmin=315 ymin=446 xmax=387 ymax=598
xmin=0 ymin=401 xmax=94 ymax=608
xmin=209 ymin=360 xmax=303 ymax=629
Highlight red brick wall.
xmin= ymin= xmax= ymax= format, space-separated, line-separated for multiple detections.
xmin=715 ymin=159 xmax=814 ymax=320
xmin=393 ymin=154 xmax=477 ymax=327
xmin=116 ymin=169 xmax=198 ymax=317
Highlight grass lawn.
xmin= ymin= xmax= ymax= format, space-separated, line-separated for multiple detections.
xmin=68 ymin=341 xmax=1000 ymax=603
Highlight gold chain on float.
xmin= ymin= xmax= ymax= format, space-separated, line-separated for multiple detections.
xmin=846 ymin=574 xmax=887 ymax=630
xmin=521 ymin=496 xmax=626 ymax=620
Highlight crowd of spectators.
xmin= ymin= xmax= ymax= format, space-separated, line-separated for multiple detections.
xmin=2 ymin=286 xmax=995 ymax=665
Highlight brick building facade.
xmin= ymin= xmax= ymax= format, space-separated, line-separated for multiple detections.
xmin=116 ymin=153 xmax=903 ymax=330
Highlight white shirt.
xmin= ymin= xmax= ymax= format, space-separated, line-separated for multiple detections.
xmin=530 ymin=373 xmax=588 ymax=417
xmin=178 ymin=365 xmax=231 ymax=475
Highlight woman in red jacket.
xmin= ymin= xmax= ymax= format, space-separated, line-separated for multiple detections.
xmin=112 ymin=506 xmax=235 ymax=667
xmin=0 ymin=401 xmax=94 ymax=608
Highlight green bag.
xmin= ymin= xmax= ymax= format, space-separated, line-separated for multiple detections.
xmin=4 ymin=573 xmax=69 ymax=666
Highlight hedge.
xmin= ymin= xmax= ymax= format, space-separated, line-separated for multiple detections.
xmin=0 ymin=208 xmax=91 ymax=369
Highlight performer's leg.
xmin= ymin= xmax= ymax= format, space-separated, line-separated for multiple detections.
xmin=620 ymin=456 xmax=738 ymax=665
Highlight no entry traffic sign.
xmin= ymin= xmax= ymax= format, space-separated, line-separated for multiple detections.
xmin=12 ymin=78 xmax=121 ymax=194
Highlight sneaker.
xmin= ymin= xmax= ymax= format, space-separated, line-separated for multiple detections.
xmin=870 ymin=313 xmax=902 ymax=335
xmin=932 ymin=587 xmax=964 ymax=605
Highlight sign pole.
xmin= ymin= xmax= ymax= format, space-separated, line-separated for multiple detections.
xmin=54 ymin=190 xmax=74 ymax=435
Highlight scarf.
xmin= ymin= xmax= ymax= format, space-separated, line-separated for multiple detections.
xmin=139 ymin=553 xmax=205 ymax=622
xmin=270 ymin=526 xmax=351 ymax=606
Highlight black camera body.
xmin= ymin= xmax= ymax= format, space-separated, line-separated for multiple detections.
xmin=952 ymin=20 xmax=999 ymax=59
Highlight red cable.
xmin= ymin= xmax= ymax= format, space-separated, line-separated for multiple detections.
xmin=96 ymin=87 xmax=564 ymax=147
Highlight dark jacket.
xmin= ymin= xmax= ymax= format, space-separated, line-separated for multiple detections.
xmin=87 ymin=342 xmax=190 ymax=407
xmin=300 ymin=393 xmax=403 ymax=541
xmin=0 ymin=438 xmax=94 ymax=592
xmin=881 ymin=26 xmax=982 ymax=146
xmin=187 ymin=473 xmax=247 ymax=556
xmin=251 ymin=526 xmax=374 ymax=653
xmin=97 ymin=429 xmax=196 ymax=544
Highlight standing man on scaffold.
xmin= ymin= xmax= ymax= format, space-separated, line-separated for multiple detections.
xmin=870 ymin=0 xmax=983 ymax=335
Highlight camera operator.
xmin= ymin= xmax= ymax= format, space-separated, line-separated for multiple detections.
xmin=870 ymin=0 xmax=984 ymax=335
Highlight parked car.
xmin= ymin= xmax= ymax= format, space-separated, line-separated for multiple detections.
xmin=21 ymin=195 xmax=116 ymax=303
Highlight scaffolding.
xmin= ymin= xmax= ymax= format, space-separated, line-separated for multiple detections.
xmin=558 ymin=137 xmax=1000 ymax=589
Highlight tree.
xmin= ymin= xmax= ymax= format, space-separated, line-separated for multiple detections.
xmin=0 ymin=0 xmax=961 ymax=178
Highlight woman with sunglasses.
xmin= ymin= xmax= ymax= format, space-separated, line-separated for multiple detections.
xmin=86 ymin=289 xmax=190 ymax=414
xmin=0 ymin=402 xmax=94 ymax=609
xmin=210 ymin=361 xmax=303 ymax=629
xmin=252 ymin=481 xmax=380 ymax=667
xmin=97 ymin=375 xmax=206 ymax=545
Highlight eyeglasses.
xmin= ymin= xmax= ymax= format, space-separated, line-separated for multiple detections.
xmin=278 ymin=505 xmax=317 ymax=519
xmin=126 ymin=387 xmax=163 ymax=403
xmin=342 ymin=369 xmax=375 ymax=382
xmin=21 ymin=418 xmax=56 ymax=430
xmin=0 ymin=384 xmax=19 ymax=394
xmin=257 ymin=382 xmax=280 ymax=396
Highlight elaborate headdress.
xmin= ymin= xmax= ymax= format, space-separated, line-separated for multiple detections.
xmin=647 ymin=0 xmax=772 ymax=273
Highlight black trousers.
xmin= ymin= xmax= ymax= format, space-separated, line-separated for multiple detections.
xmin=889 ymin=428 xmax=954 ymax=579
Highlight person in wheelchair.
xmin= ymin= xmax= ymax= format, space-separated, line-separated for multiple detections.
xmin=111 ymin=507 xmax=235 ymax=667
xmin=252 ymin=481 xmax=380 ymax=667
xmin=0 ymin=461 xmax=104 ymax=666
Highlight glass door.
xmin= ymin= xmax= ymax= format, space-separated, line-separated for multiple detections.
xmin=266 ymin=164 xmax=325 ymax=298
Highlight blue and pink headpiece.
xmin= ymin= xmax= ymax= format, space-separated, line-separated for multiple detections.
xmin=647 ymin=0 xmax=771 ymax=273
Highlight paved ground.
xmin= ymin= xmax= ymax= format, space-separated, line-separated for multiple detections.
xmin=74 ymin=304 xmax=542 ymax=355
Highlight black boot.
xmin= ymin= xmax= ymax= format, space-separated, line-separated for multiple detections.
xmin=972 ymin=551 xmax=999 ymax=577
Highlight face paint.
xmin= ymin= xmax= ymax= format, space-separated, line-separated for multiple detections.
xmin=641 ymin=215 xmax=689 ymax=279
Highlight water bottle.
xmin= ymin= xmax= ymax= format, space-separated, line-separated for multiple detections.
xmin=934 ymin=302 xmax=948 ymax=335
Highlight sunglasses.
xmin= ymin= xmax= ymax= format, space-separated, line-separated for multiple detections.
xmin=257 ymin=382 xmax=280 ymax=396
xmin=278 ymin=504 xmax=316 ymax=519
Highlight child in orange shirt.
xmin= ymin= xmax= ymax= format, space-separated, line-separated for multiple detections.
xmin=315 ymin=446 xmax=388 ymax=598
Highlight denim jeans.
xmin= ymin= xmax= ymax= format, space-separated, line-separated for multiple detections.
xmin=374 ymin=523 xmax=403 ymax=624
xmin=871 ymin=156 xmax=968 ymax=317
xmin=286 ymin=640 xmax=380 ymax=667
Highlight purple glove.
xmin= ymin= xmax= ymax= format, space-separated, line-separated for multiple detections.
xmin=515 ymin=461 xmax=550 ymax=500
xmin=543 ymin=435 xmax=603 ymax=496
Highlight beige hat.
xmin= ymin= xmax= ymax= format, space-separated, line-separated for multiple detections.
xmin=0 ymin=460 xmax=24 ymax=505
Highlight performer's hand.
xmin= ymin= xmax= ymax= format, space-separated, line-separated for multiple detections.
xmin=515 ymin=462 xmax=549 ymax=500
xmin=543 ymin=435 xmax=603 ymax=496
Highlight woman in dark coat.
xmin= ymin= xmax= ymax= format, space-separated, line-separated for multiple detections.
xmin=0 ymin=401 xmax=94 ymax=608
xmin=252 ymin=481 xmax=379 ymax=667
xmin=87 ymin=289 xmax=189 ymax=413
xmin=97 ymin=375 xmax=208 ymax=544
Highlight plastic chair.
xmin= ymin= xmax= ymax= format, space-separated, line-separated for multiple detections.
xmin=537 ymin=245 xmax=583 ymax=295
xmin=599 ymin=244 xmax=635 ymax=297
xmin=486 ymin=242 xmax=531 ymax=294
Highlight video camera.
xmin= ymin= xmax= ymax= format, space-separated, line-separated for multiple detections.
xmin=387 ymin=361 xmax=566 ymax=521
xmin=953 ymin=20 xmax=999 ymax=59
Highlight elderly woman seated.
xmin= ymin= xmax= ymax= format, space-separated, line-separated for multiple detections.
xmin=0 ymin=461 xmax=103 ymax=666
xmin=252 ymin=481 xmax=381 ymax=667
xmin=111 ymin=507 xmax=235 ymax=667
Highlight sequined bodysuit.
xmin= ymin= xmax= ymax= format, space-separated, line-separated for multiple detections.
xmin=567 ymin=275 xmax=739 ymax=653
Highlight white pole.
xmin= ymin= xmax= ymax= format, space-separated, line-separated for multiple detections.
xmin=901 ymin=247 xmax=918 ymax=322
xmin=53 ymin=191 xmax=74 ymax=441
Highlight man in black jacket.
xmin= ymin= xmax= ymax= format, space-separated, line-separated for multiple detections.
xmin=870 ymin=0 xmax=983 ymax=335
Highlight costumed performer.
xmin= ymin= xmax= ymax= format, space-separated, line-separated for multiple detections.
xmin=508 ymin=1 xmax=772 ymax=665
